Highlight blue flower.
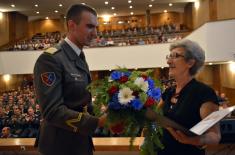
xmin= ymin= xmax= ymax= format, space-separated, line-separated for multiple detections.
xmin=108 ymin=93 xmax=121 ymax=110
xmin=108 ymin=101 xmax=122 ymax=110
xmin=147 ymin=78 xmax=155 ymax=90
xmin=110 ymin=71 xmax=122 ymax=80
xmin=130 ymin=99 xmax=143 ymax=110
xmin=124 ymin=71 xmax=131 ymax=77
xmin=147 ymin=88 xmax=161 ymax=101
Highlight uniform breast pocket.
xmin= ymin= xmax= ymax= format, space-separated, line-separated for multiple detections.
xmin=70 ymin=73 xmax=85 ymax=82
xmin=64 ymin=72 xmax=89 ymax=90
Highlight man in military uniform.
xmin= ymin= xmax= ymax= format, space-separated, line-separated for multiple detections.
xmin=34 ymin=4 xmax=106 ymax=155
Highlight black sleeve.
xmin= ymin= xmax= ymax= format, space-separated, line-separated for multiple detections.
xmin=200 ymin=85 xmax=219 ymax=105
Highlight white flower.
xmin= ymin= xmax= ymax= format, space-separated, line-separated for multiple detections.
xmin=108 ymin=77 xmax=113 ymax=82
xmin=118 ymin=87 xmax=135 ymax=105
xmin=134 ymin=77 xmax=149 ymax=92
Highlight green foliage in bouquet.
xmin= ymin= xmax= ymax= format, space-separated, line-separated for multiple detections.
xmin=87 ymin=68 xmax=164 ymax=154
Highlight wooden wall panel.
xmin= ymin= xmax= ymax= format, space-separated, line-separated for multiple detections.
xmin=28 ymin=19 xmax=64 ymax=37
xmin=217 ymin=0 xmax=235 ymax=20
xmin=192 ymin=0 xmax=210 ymax=29
xmin=209 ymin=0 xmax=217 ymax=21
xmin=0 ymin=75 xmax=23 ymax=93
xmin=151 ymin=12 xmax=184 ymax=27
xmin=196 ymin=65 xmax=214 ymax=86
xmin=0 ymin=12 xmax=9 ymax=46
xmin=184 ymin=2 xmax=193 ymax=30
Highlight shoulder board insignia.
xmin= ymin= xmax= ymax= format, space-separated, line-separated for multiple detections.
xmin=44 ymin=47 xmax=58 ymax=54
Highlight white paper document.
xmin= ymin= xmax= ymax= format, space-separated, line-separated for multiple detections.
xmin=190 ymin=105 xmax=235 ymax=135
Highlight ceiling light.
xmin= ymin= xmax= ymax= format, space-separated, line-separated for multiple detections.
xmin=229 ymin=62 xmax=235 ymax=73
xmin=130 ymin=12 xmax=134 ymax=15
xmin=3 ymin=74 xmax=11 ymax=83
xmin=54 ymin=10 xmax=58 ymax=13
xmin=151 ymin=0 xmax=155 ymax=1
xmin=59 ymin=4 xmax=63 ymax=7
xmin=45 ymin=17 xmax=49 ymax=20
xmin=36 ymin=11 xmax=40 ymax=14
xmin=149 ymin=4 xmax=153 ymax=8
xmin=164 ymin=10 xmax=167 ymax=13
xmin=129 ymin=6 xmax=133 ymax=9
xmin=169 ymin=3 xmax=173 ymax=6
xmin=11 ymin=4 xmax=15 ymax=8
xmin=81 ymin=3 xmax=86 ymax=5
xmin=64 ymin=16 xmax=66 ymax=19
xmin=0 ymin=12 xmax=3 ymax=20
xmin=128 ymin=0 xmax=132 ymax=3
xmin=209 ymin=63 xmax=213 ymax=65
xmin=102 ymin=15 xmax=111 ymax=22
xmin=0 ymin=9 xmax=7 ymax=12
xmin=105 ymin=1 xmax=109 ymax=5
xmin=118 ymin=21 xmax=124 ymax=24
xmin=34 ymin=4 xmax=38 ymax=7
xmin=111 ymin=7 xmax=115 ymax=10
xmin=113 ymin=13 xmax=117 ymax=16
xmin=194 ymin=1 xmax=200 ymax=9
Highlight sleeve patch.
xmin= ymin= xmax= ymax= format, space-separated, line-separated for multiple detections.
xmin=41 ymin=72 xmax=56 ymax=86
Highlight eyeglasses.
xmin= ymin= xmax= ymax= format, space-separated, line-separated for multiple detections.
xmin=166 ymin=53 xmax=185 ymax=60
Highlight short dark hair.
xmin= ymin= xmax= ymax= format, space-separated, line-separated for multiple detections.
xmin=66 ymin=4 xmax=97 ymax=25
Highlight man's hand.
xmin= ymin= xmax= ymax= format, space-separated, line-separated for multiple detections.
xmin=98 ymin=113 xmax=107 ymax=127
xmin=145 ymin=108 xmax=157 ymax=121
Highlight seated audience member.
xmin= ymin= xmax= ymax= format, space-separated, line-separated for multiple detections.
xmin=21 ymin=107 xmax=40 ymax=138
xmin=5 ymin=106 xmax=24 ymax=137
xmin=1 ymin=127 xmax=17 ymax=138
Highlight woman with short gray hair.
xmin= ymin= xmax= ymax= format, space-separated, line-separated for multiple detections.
xmin=157 ymin=39 xmax=221 ymax=155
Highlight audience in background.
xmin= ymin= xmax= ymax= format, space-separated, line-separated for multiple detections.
xmin=0 ymin=85 xmax=40 ymax=138
xmin=1 ymin=127 xmax=17 ymax=138
xmin=2 ymin=24 xmax=188 ymax=51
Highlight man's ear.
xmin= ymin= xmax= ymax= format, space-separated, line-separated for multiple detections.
xmin=67 ymin=20 xmax=76 ymax=32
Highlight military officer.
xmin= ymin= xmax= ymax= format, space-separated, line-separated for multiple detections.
xmin=34 ymin=4 xmax=106 ymax=155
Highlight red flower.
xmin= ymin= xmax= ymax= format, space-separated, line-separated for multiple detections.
xmin=110 ymin=122 xmax=125 ymax=134
xmin=133 ymin=91 xmax=139 ymax=97
xmin=119 ymin=76 xmax=128 ymax=83
xmin=108 ymin=86 xmax=118 ymax=95
xmin=141 ymin=75 xmax=148 ymax=80
xmin=144 ymin=97 xmax=155 ymax=107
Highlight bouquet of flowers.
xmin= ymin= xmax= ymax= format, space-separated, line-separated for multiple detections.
xmin=88 ymin=68 xmax=164 ymax=154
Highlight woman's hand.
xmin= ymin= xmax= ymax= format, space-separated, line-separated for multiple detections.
xmin=167 ymin=127 xmax=201 ymax=146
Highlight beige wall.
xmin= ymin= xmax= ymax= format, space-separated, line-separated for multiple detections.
xmin=217 ymin=0 xmax=235 ymax=20
xmin=28 ymin=19 xmax=65 ymax=37
xmin=0 ymin=12 xmax=9 ymax=46
xmin=192 ymin=0 xmax=210 ymax=29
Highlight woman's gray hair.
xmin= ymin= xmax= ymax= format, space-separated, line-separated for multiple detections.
xmin=170 ymin=39 xmax=205 ymax=76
